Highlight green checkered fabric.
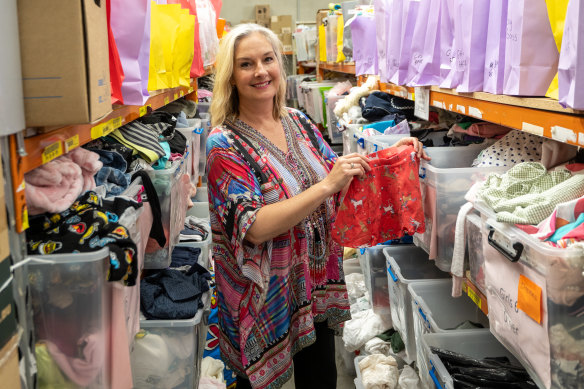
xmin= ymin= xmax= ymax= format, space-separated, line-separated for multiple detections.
xmin=478 ymin=162 xmax=584 ymax=225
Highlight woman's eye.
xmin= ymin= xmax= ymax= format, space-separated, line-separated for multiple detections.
xmin=240 ymin=62 xmax=251 ymax=68
xmin=264 ymin=56 xmax=274 ymax=63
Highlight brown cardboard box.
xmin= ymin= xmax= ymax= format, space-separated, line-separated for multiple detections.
xmin=270 ymin=15 xmax=293 ymax=34
xmin=278 ymin=33 xmax=293 ymax=52
xmin=0 ymin=335 xmax=20 ymax=389
xmin=254 ymin=5 xmax=270 ymax=21
xmin=18 ymin=0 xmax=112 ymax=127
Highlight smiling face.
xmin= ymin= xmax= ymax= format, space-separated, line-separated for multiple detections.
xmin=232 ymin=32 xmax=281 ymax=108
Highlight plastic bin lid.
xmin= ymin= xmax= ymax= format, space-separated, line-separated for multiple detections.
xmin=28 ymin=247 xmax=110 ymax=265
xmin=384 ymin=246 xmax=449 ymax=282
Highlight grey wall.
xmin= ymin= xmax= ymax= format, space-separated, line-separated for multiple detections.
xmin=219 ymin=0 xmax=334 ymax=27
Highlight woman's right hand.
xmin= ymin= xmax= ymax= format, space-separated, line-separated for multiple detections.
xmin=322 ymin=153 xmax=371 ymax=195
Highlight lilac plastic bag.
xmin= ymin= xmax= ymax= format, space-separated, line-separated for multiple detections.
xmin=350 ymin=13 xmax=377 ymax=76
xmin=503 ymin=0 xmax=559 ymax=96
xmin=374 ymin=0 xmax=392 ymax=82
xmin=408 ymin=0 xmax=442 ymax=86
xmin=558 ymin=0 xmax=584 ymax=109
xmin=483 ymin=0 xmax=508 ymax=94
xmin=441 ymin=0 xmax=490 ymax=92
xmin=111 ymin=0 xmax=151 ymax=105
xmin=388 ymin=0 xmax=420 ymax=86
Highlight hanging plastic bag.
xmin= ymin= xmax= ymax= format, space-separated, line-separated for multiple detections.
xmin=443 ymin=0 xmax=490 ymax=92
xmin=342 ymin=3 xmax=356 ymax=61
xmin=374 ymin=0 xmax=392 ymax=82
xmin=503 ymin=0 xmax=559 ymax=96
xmin=483 ymin=0 xmax=508 ymax=94
xmin=559 ymin=0 xmax=584 ymax=109
xmin=325 ymin=16 xmax=338 ymax=63
xmin=111 ymin=0 xmax=151 ymax=105
xmin=388 ymin=0 xmax=420 ymax=86
xmin=196 ymin=0 xmax=219 ymax=67
xmin=408 ymin=0 xmax=442 ymax=86
xmin=107 ymin=0 xmax=124 ymax=105
xmin=331 ymin=145 xmax=425 ymax=248
xmin=350 ymin=13 xmax=377 ymax=76
xmin=544 ymin=0 xmax=569 ymax=99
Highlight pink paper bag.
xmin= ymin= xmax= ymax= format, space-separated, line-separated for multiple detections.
xmin=558 ymin=0 xmax=584 ymax=109
xmin=441 ymin=0 xmax=490 ymax=92
xmin=388 ymin=0 xmax=420 ymax=86
xmin=408 ymin=0 xmax=442 ymax=86
xmin=503 ymin=0 xmax=559 ymax=96
xmin=483 ymin=0 xmax=508 ymax=94
xmin=110 ymin=0 xmax=151 ymax=106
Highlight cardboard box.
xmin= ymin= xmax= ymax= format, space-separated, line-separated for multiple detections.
xmin=18 ymin=0 xmax=112 ymax=127
xmin=0 ymin=335 xmax=20 ymax=389
xmin=270 ymin=15 xmax=293 ymax=34
xmin=254 ymin=5 xmax=270 ymax=21
xmin=278 ymin=32 xmax=293 ymax=52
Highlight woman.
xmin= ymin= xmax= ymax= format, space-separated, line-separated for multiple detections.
xmin=206 ymin=24 xmax=427 ymax=389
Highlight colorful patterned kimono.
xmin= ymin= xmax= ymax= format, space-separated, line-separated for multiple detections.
xmin=206 ymin=108 xmax=350 ymax=388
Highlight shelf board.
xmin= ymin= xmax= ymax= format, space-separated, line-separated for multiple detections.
xmin=462 ymin=272 xmax=489 ymax=316
xmin=319 ymin=62 xmax=356 ymax=75
xmin=9 ymin=81 xmax=197 ymax=233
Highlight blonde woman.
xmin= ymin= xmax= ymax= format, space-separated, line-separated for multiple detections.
xmin=206 ymin=24 xmax=423 ymax=388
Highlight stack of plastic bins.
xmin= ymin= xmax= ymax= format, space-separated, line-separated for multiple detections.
xmin=413 ymin=145 xmax=508 ymax=272
xmin=197 ymin=101 xmax=211 ymax=115
xmin=132 ymin=291 xmax=211 ymax=389
xmin=364 ymin=134 xmax=408 ymax=154
xmin=465 ymin=212 xmax=486 ymax=294
xmin=178 ymin=204 xmax=212 ymax=270
xmin=421 ymin=330 xmax=523 ymax=389
xmin=197 ymin=113 xmax=211 ymax=184
xmin=408 ymin=280 xmax=489 ymax=389
xmin=28 ymin=248 xmax=111 ymax=388
xmin=474 ymin=200 xmax=584 ymax=389
xmin=324 ymin=92 xmax=343 ymax=144
xmin=362 ymin=245 xmax=392 ymax=320
xmin=144 ymin=158 xmax=188 ymax=269
xmin=192 ymin=186 xmax=208 ymax=203
xmin=384 ymin=245 xmax=449 ymax=363
xmin=340 ymin=123 xmax=362 ymax=156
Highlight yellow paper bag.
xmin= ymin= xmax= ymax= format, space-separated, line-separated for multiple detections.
xmin=319 ymin=23 xmax=327 ymax=62
xmin=148 ymin=2 xmax=168 ymax=91
xmin=175 ymin=10 xmax=195 ymax=87
xmin=545 ymin=0 xmax=569 ymax=99
xmin=336 ymin=14 xmax=346 ymax=63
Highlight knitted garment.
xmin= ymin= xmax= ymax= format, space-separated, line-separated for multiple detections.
xmin=477 ymin=162 xmax=584 ymax=224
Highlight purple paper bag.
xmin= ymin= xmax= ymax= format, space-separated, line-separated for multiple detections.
xmin=388 ymin=0 xmax=420 ymax=86
xmin=439 ymin=0 xmax=455 ymax=81
xmin=408 ymin=0 xmax=442 ymax=86
xmin=559 ymin=0 xmax=584 ymax=109
xmin=111 ymin=0 xmax=151 ymax=105
xmin=483 ymin=0 xmax=508 ymax=94
xmin=375 ymin=0 xmax=392 ymax=82
xmin=441 ymin=0 xmax=490 ymax=92
xmin=503 ymin=0 xmax=559 ymax=96
xmin=351 ymin=13 xmax=378 ymax=76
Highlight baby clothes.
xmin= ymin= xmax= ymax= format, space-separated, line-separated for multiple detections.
xmin=473 ymin=129 xmax=543 ymax=167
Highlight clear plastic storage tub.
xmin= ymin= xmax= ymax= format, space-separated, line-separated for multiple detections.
xmin=353 ymin=354 xmax=406 ymax=389
xmin=341 ymin=123 xmax=362 ymax=156
xmin=384 ymin=245 xmax=449 ymax=362
xmin=414 ymin=145 xmax=508 ymax=272
xmin=364 ymin=134 xmax=408 ymax=154
xmin=465 ymin=212 xmax=486 ymax=294
xmin=192 ymin=186 xmax=208 ymax=202
xmin=475 ymin=200 xmax=584 ymax=389
xmin=144 ymin=159 xmax=189 ymax=269
xmin=325 ymin=93 xmax=343 ymax=144
xmin=132 ymin=291 xmax=211 ymax=389
xmin=362 ymin=245 xmax=392 ymax=318
xmin=421 ymin=330 xmax=522 ymax=389
xmin=409 ymin=279 xmax=489 ymax=389
xmin=187 ymin=201 xmax=210 ymax=220
xmin=28 ymin=248 xmax=112 ymax=388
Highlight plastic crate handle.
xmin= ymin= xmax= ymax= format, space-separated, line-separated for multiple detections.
xmin=419 ymin=167 xmax=426 ymax=179
xmin=387 ymin=265 xmax=398 ymax=283
xmin=194 ymin=127 xmax=204 ymax=134
xmin=357 ymin=137 xmax=365 ymax=148
xmin=359 ymin=248 xmax=366 ymax=255
xmin=487 ymin=226 xmax=524 ymax=263
xmin=429 ymin=361 xmax=445 ymax=389
xmin=374 ymin=144 xmax=379 ymax=152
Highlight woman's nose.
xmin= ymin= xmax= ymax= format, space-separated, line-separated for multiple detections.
xmin=255 ymin=62 xmax=268 ymax=76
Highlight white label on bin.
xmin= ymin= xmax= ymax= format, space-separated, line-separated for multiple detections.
xmin=468 ymin=106 xmax=482 ymax=118
xmin=522 ymin=122 xmax=544 ymax=137
xmin=432 ymin=100 xmax=445 ymax=109
xmin=456 ymin=104 xmax=466 ymax=114
xmin=551 ymin=125 xmax=577 ymax=144
xmin=484 ymin=242 xmax=551 ymax=388
xmin=414 ymin=87 xmax=430 ymax=121
xmin=579 ymin=133 xmax=584 ymax=146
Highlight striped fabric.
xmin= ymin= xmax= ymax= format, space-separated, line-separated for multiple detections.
xmin=110 ymin=121 xmax=166 ymax=163
xmin=206 ymin=108 xmax=350 ymax=389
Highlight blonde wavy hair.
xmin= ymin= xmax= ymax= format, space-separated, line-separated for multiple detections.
xmin=210 ymin=23 xmax=287 ymax=126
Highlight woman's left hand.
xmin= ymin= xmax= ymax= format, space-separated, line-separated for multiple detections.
xmin=393 ymin=137 xmax=431 ymax=161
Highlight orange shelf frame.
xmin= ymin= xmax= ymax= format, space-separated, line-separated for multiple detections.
xmin=462 ymin=273 xmax=489 ymax=316
xmin=318 ymin=62 xmax=356 ymax=80
xmin=9 ymin=82 xmax=198 ymax=233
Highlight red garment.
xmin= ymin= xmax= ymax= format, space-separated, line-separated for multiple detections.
xmin=332 ymin=145 xmax=425 ymax=248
